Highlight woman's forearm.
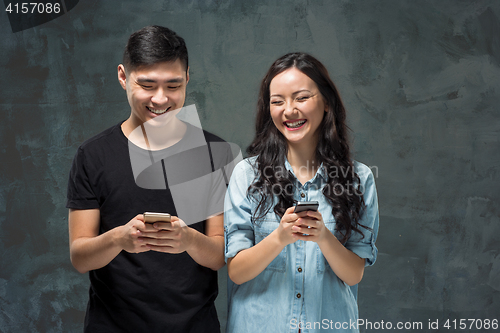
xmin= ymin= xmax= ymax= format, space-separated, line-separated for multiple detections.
xmin=317 ymin=230 xmax=365 ymax=286
xmin=227 ymin=229 xmax=285 ymax=285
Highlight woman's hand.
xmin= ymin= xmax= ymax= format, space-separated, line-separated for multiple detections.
xmin=291 ymin=210 xmax=330 ymax=244
xmin=276 ymin=206 xmax=302 ymax=246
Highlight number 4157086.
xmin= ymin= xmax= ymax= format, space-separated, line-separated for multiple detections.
xmin=443 ymin=319 xmax=498 ymax=330
xmin=5 ymin=2 xmax=61 ymax=14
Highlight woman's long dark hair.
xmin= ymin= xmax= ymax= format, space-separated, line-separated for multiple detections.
xmin=247 ymin=52 xmax=366 ymax=243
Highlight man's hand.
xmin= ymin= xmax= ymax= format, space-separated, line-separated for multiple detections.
xmin=140 ymin=216 xmax=195 ymax=253
xmin=69 ymin=209 xmax=150 ymax=273
xmin=116 ymin=214 xmax=150 ymax=254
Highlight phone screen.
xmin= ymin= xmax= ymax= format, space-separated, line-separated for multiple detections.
xmin=293 ymin=201 xmax=319 ymax=213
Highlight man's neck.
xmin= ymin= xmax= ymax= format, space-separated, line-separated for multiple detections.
xmin=122 ymin=115 xmax=187 ymax=151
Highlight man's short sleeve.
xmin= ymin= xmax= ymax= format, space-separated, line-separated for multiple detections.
xmin=344 ymin=163 xmax=380 ymax=267
xmin=206 ymin=140 xmax=240 ymax=218
xmin=66 ymin=146 xmax=99 ymax=210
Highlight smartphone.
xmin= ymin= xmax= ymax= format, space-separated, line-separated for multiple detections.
xmin=143 ymin=212 xmax=171 ymax=223
xmin=294 ymin=201 xmax=319 ymax=213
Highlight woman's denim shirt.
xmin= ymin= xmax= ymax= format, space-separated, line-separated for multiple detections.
xmin=224 ymin=157 xmax=379 ymax=333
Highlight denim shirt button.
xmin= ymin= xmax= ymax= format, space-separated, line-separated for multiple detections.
xmin=300 ymin=193 xmax=305 ymax=198
xmin=296 ymin=293 xmax=301 ymax=298
xmin=297 ymin=267 xmax=302 ymax=272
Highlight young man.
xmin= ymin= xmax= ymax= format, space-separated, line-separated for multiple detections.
xmin=67 ymin=26 xmax=228 ymax=332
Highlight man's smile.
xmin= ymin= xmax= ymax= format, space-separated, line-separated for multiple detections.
xmin=146 ymin=106 xmax=170 ymax=115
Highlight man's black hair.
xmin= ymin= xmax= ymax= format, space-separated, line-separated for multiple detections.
xmin=123 ymin=25 xmax=188 ymax=72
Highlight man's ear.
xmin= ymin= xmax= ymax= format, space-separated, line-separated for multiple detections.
xmin=118 ymin=64 xmax=127 ymax=90
xmin=186 ymin=66 xmax=190 ymax=84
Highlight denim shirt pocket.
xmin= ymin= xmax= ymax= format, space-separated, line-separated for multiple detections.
xmin=316 ymin=220 xmax=336 ymax=274
xmin=253 ymin=216 xmax=287 ymax=272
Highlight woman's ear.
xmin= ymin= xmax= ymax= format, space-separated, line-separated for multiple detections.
xmin=322 ymin=96 xmax=329 ymax=112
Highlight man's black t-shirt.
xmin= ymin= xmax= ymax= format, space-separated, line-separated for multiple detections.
xmin=67 ymin=122 xmax=229 ymax=333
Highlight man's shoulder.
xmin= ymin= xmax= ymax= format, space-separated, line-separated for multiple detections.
xmin=202 ymin=129 xmax=226 ymax=144
xmin=78 ymin=122 xmax=124 ymax=151
xmin=197 ymin=128 xmax=242 ymax=172
xmin=201 ymin=129 xmax=232 ymax=159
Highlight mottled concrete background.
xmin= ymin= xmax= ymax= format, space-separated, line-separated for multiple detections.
xmin=0 ymin=1 xmax=499 ymax=332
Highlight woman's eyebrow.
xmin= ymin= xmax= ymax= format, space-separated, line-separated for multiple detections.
xmin=270 ymin=89 xmax=312 ymax=98
xmin=292 ymin=89 xmax=312 ymax=95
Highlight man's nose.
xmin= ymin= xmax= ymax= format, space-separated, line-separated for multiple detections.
xmin=151 ymin=88 xmax=168 ymax=105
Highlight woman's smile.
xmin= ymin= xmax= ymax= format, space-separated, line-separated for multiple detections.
xmin=283 ymin=119 xmax=307 ymax=130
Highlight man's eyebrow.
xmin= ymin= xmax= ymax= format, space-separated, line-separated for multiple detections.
xmin=136 ymin=77 xmax=184 ymax=83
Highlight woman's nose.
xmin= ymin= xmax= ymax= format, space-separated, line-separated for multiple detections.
xmin=283 ymin=101 xmax=297 ymax=117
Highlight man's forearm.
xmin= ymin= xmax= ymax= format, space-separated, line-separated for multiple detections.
xmin=185 ymin=229 xmax=225 ymax=271
xmin=70 ymin=228 xmax=123 ymax=274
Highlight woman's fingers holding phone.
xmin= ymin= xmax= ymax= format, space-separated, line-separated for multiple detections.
xmin=292 ymin=211 xmax=328 ymax=243
xmin=281 ymin=206 xmax=300 ymax=223
xmin=275 ymin=207 xmax=301 ymax=246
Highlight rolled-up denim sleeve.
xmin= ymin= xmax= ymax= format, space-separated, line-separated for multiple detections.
xmin=345 ymin=164 xmax=379 ymax=267
xmin=224 ymin=160 xmax=255 ymax=262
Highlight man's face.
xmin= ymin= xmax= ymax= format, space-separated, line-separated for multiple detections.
xmin=118 ymin=59 xmax=189 ymax=127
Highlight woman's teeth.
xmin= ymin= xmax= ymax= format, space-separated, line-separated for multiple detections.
xmin=147 ymin=106 xmax=168 ymax=114
xmin=285 ymin=120 xmax=306 ymax=128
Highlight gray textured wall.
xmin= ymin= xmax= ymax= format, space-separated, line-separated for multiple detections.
xmin=1 ymin=0 xmax=499 ymax=332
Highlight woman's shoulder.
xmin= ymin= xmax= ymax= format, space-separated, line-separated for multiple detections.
xmin=235 ymin=156 xmax=258 ymax=170
xmin=353 ymin=160 xmax=377 ymax=184
xmin=232 ymin=156 xmax=259 ymax=178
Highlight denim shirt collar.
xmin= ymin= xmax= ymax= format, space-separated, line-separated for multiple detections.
xmin=284 ymin=158 xmax=328 ymax=184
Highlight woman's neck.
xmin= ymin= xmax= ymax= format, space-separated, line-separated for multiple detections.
xmin=286 ymin=143 xmax=319 ymax=185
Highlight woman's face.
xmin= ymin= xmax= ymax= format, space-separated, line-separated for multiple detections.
xmin=269 ymin=68 xmax=327 ymax=149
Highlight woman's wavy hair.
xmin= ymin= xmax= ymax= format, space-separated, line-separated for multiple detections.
xmin=247 ymin=52 xmax=366 ymax=243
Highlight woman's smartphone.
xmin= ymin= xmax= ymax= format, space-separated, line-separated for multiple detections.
xmin=293 ymin=201 xmax=319 ymax=213
xmin=143 ymin=212 xmax=171 ymax=223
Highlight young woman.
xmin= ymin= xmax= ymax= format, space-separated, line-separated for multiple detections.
xmin=224 ymin=53 xmax=379 ymax=333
